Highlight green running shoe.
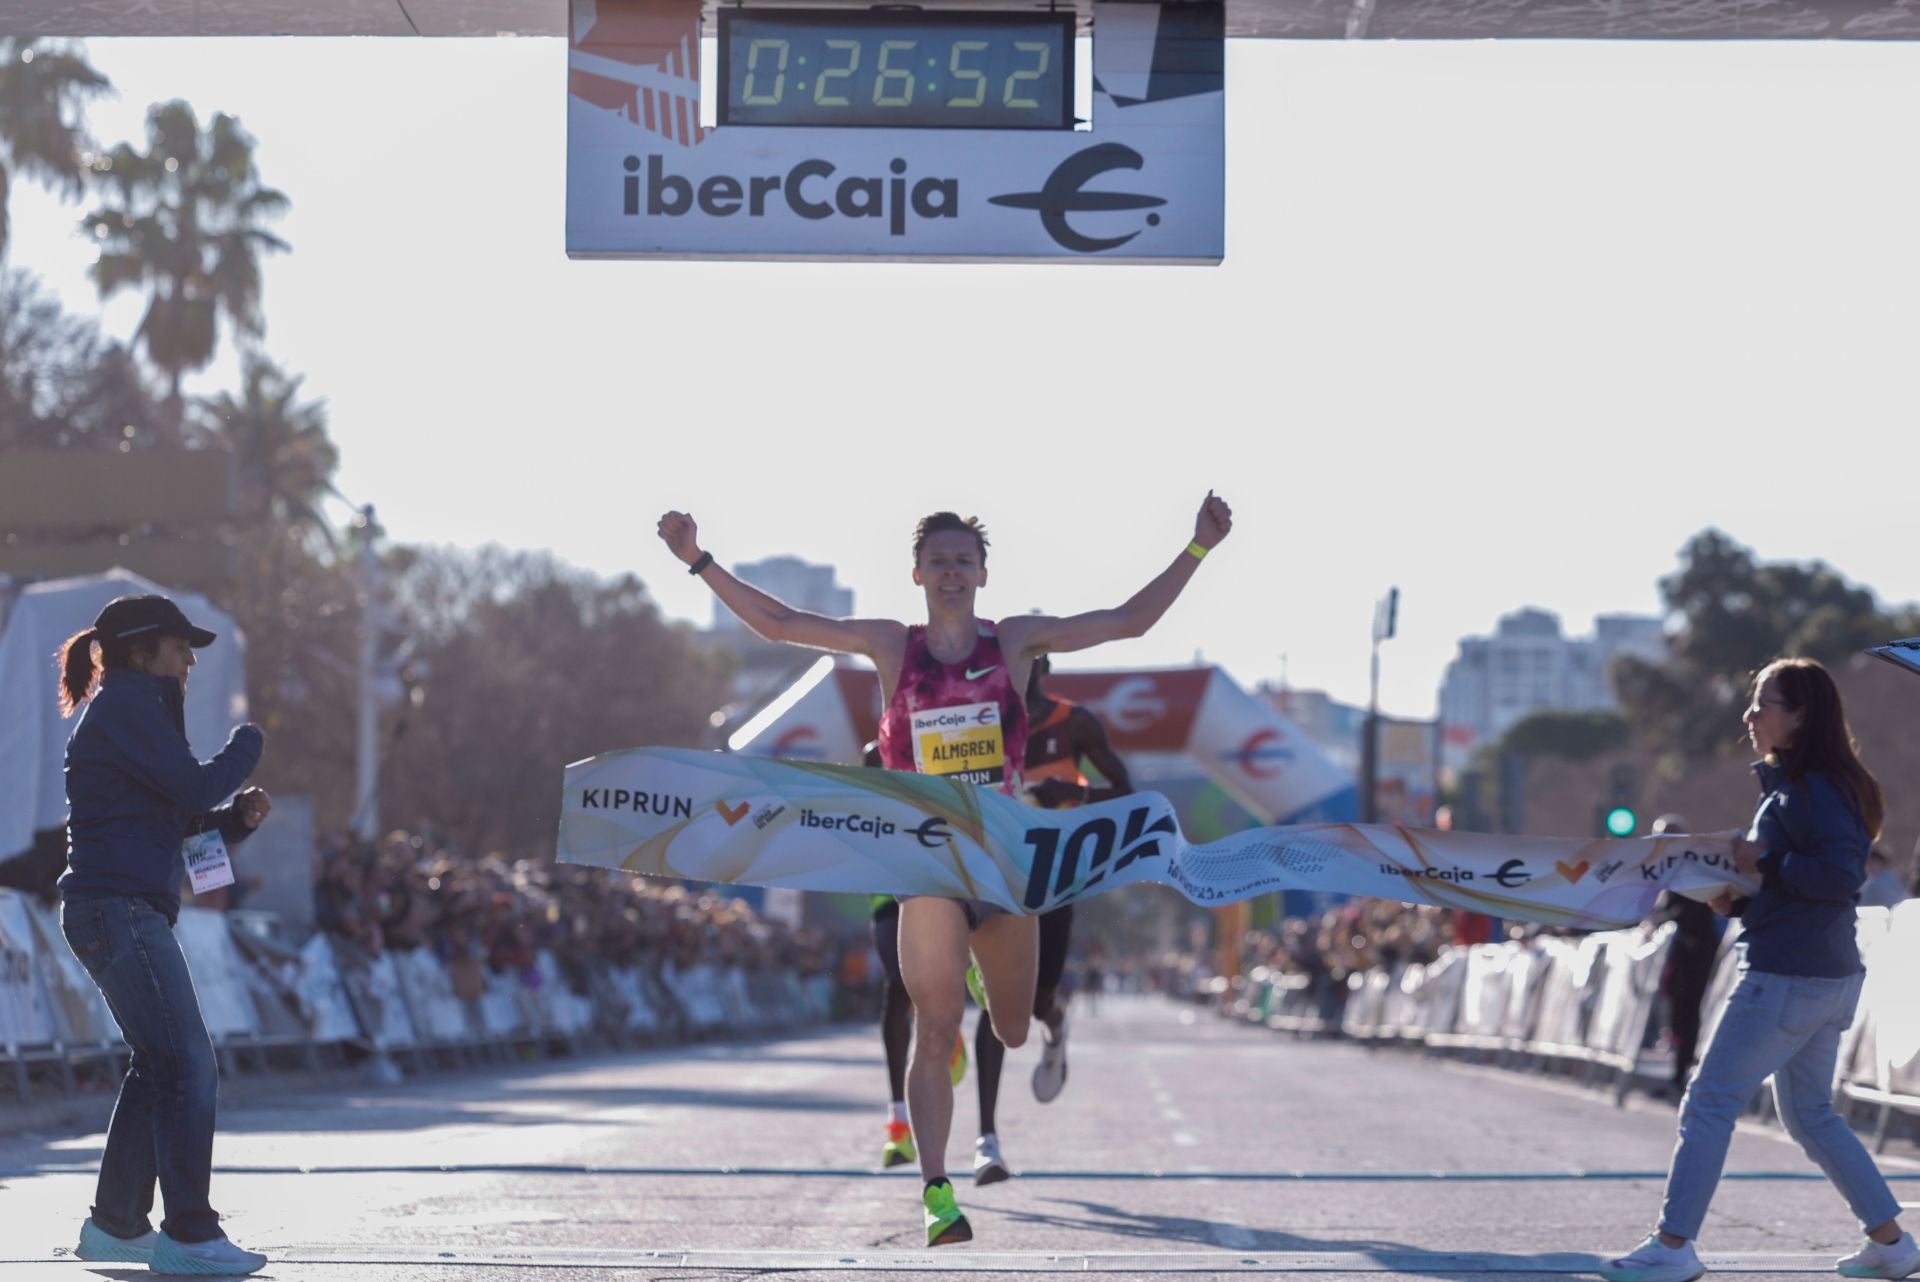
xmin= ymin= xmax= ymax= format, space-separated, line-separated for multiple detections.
xmin=882 ymin=1120 xmax=917 ymax=1168
xmin=949 ymin=1030 xmax=969 ymax=1087
xmin=965 ymin=963 xmax=986 ymax=1009
xmin=923 ymin=1180 xmax=972 ymax=1247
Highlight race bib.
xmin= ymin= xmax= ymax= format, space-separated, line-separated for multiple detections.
xmin=911 ymin=702 xmax=1005 ymax=787
xmin=182 ymin=831 xmax=235 ymax=895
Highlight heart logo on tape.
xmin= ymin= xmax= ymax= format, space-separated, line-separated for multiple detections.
xmin=716 ymin=800 xmax=751 ymax=826
xmin=1555 ymin=859 xmax=1591 ymax=884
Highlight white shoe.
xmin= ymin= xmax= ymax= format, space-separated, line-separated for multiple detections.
xmin=1032 ymin=1009 xmax=1068 ymax=1103
xmin=1602 ymin=1234 xmax=1705 ymax=1282
xmin=1838 ymin=1232 xmax=1920 ymax=1280
xmin=972 ymin=1133 xmax=1011 ymax=1186
xmin=149 ymin=1232 xmax=268 ymax=1276
xmin=75 ymin=1218 xmax=156 ymax=1263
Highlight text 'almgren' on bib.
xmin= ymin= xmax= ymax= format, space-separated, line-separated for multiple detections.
xmin=910 ymin=702 xmax=1004 ymax=787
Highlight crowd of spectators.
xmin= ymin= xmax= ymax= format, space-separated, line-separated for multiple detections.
xmin=312 ymin=829 xmax=833 ymax=998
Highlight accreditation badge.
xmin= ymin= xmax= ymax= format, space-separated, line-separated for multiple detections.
xmin=182 ymin=830 xmax=236 ymax=895
xmin=910 ymin=702 xmax=1006 ymax=787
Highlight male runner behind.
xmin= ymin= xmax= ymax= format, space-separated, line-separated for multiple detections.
xmin=657 ymin=492 xmax=1232 ymax=1246
xmin=864 ymin=742 xmax=967 ymax=1171
xmin=971 ymin=656 xmax=1133 ymax=1185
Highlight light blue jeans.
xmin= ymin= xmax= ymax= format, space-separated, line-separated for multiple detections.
xmin=1660 ymin=966 xmax=1900 ymax=1241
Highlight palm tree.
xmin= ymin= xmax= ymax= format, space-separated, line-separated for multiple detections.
xmin=0 ymin=38 xmax=108 ymax=259
xmin=195 ymin=352 xmax=339 ymax=548
xmin=82 ymin=100 xmax=289 ymax=428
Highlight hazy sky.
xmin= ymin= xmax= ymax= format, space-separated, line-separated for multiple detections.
xmin=11 ymin=36 xmax=1918 ymax=718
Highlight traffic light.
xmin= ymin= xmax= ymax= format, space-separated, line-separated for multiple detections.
xmin=1597 ymin=763 xmax=1638 ymax=837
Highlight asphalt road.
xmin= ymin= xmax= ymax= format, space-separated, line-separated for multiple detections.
xmin=2 ymin=993 xmax=1916 ymax=1280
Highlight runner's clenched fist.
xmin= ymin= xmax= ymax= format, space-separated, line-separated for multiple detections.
xmin=1194 ymin=491 xmax=1233 ymax=550
xmin=658 ymin=511 xmax=701 ymax=566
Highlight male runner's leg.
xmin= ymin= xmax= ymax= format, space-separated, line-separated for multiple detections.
xmin=873 ymin=901 xmax=916 ymax=1168
xmin=898 ymin=897 xmax=978 ymax=1244
xmin=1031 ymin=905 xmax=1074 ymax=1102
xmin=969 ymin=912 xmax=1038 ymax=1051
xmin=971 ymin=903 xmax=1066 ymax=1183
xmin=973 ymin=1007 xmax=1011 ymax=1184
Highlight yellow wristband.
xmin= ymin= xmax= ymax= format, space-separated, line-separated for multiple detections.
xmin=1186 ymin=541 xmax=1208 ymax=561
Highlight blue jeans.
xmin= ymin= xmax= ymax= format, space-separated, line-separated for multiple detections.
xmin=60 ymin=895 xmax=223 ymax=1244
xmin=1660 ymin=966 xmax=1899 ymax=1241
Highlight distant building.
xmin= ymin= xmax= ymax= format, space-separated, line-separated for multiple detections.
xmin=1436 ymin=608 xmax=1664 ymax=770
xmin=711 ymin=557 xmax=853 ymax=633
xmin=708 ymin=556 xmax=855 ymax=705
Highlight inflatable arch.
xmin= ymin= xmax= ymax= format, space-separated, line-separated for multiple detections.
xmin=725 ymin=659 xmax=1357 ymax=827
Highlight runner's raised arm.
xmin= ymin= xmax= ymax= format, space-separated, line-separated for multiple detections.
xmin=657 ymin=511 xmax=901 ymax=660
xmin=1002 ymin=491 xmax=1232 ymax=660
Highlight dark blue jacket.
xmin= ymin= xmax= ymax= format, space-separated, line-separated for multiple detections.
xmin=60 ymin=668 xmax=264 ymax=923
xmin=1736 ymin=760 xmax=1870 ymax=978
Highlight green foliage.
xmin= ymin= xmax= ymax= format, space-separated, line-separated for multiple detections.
xmin=379 ymin=546 xmax=738 ymax=857
xmin=0 ymin=39 xmax=109 ymax=258
xmin=1495 ymin=709 xmax=1630 ymax=761
xmin=80 ymin=100 xmax=289 ymax=411
xmin=194 ymin=353 xmax=338 ymax=545
xmin=1615 ymin=529 xmax=1911 ymax=765
xmin=0 ymin=268 xmax=169 ymax=447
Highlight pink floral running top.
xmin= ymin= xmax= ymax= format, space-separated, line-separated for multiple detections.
xmin=877 ymin=622 xmax=1028 ymax=797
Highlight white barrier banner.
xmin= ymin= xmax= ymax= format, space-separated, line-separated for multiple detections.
xmin=558 ymin=748 xmax=1755 ymax=929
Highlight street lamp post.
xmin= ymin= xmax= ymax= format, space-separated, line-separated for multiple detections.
xmin=352 ymin=504 xmax=382 ymax=843
xmin=1361 ymin=587 xmax=1399 ymax=825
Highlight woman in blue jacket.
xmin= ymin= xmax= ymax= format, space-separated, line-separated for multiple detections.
xmin=56 ymin=594 xmax=273 ymax=1277
xmin=1605 ymin=658 xmax=1917 ymax=1282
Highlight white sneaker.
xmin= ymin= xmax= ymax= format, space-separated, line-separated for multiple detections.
xmin=1602 ymin=1234 xmax=1705 ymax=1282
xmin=1838 ymin=1232 xmax=1920 ymax=1280
xmin=74 ymin=1218 xmax=156 ymax=1263
xmin=148 ymin=1232 xmax=268 ymax=1276
xmin=972 ymin=1133 xmax=1011 ymax=1186
xmin=1032 ymin=1008 xmax=1068 ymax=1104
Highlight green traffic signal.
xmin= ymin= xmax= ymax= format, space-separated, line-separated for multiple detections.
xmin=1604 ymin=806 xmax=1637 ymax=837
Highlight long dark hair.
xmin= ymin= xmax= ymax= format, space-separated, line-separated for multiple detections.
xmin=56 ymin=628 xmax=156 ymax=718
xmin=1757 ymin=657 xmax=1885 ymax=839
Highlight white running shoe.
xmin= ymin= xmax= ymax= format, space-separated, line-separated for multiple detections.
xmin=1032 ymin=1008 xmax=1068 ymax=1104
xmin=1602 ymin=1234 xmax=1705 ymax=1282
xmin=74 ymin=1218 xmax=156 ymax=1263
xmin=1838 ymin=1232 xmax=1920 ymax=1280
xmin=972 ymin=1133 xmax=1012 ymax=1186
xmin=148 ymin=1232 xmax=268 ymax=1276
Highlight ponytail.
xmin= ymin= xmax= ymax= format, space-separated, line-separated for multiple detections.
xmin=57 ymin=628 xmax=102 ymax=718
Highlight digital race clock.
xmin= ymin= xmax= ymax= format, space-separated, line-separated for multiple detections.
xmin=718 ymin=9 xmax=1075 ymax=130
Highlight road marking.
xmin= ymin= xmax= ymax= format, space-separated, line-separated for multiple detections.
xmin=1162 ymin=1107 xmax=1187 ymax=1122
xmin=8 ymin=1248 xmax=1869 ymax=1273
xmin=7 ymin=1164 xmax=1918 ymax=1182
xmin=1171 ymin=1131 xmax=1199 ymax=1146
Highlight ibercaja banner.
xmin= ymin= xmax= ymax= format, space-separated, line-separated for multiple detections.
xmin=566 ymin=0 xmax=1225 ymax=262
xmin=558 ymin=748 xmax=1754 ymax=927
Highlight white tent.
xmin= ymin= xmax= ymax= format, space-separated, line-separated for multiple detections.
xmin=0 ymin=569 xmax=249 ymax=860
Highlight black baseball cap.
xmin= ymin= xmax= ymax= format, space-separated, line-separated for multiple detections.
xmin=92 ymin=595 xmax=218 ymax=648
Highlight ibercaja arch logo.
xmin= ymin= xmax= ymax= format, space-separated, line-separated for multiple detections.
xmin=569 ymin=0 xmax=711 ymax=150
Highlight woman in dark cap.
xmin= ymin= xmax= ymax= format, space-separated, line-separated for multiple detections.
xmin=55 ymin=594 xmax=273 ymax=1276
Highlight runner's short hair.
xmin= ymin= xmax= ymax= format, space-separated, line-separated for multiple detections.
xmin=912 ymin=512 xmax=989 ymax=565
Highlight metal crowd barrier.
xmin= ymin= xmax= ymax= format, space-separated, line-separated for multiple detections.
xmin=1225 ymin=902 xmax=1920 ymax=1141
xmin=0 ymin=889 xmax=837 ymax=1102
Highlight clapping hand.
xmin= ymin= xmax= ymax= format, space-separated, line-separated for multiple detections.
xmin=236 ymin=787 xmax=272 ymax=830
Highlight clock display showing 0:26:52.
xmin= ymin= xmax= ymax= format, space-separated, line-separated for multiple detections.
xmin=718 ymin=12 xmax=1074 ymax=130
